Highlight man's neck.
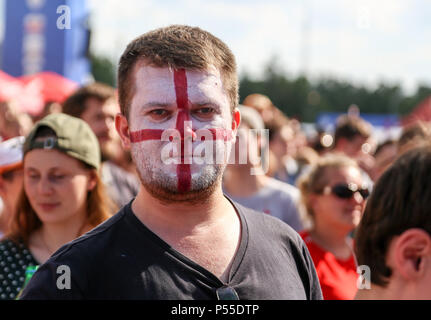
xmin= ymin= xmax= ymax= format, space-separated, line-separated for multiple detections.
xmin=133 ymin=182 xmax=242 ymax=279
xmin=132 ymin=182 xmax=237 ymax=237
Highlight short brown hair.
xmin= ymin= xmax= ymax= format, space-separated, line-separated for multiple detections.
xmin=355 ymin=144 xmax=431 ymax=286
xmin=334 ymin=115 xmax=372 ymax=145
xmin=117 ymin=25 xmax=238 ymax=118
xmin=242 ymin=93 xmax=274 ymax=112
xmin=397 ymin=121 xmax=431 ymax=155
xmin=62 ymin=82 xmax=116 ymax=118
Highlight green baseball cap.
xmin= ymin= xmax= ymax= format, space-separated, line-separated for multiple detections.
xmin=23 ymin=113 xmax=101 ymax=169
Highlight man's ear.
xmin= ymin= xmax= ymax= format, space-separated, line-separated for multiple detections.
xmin=392 ymin=229 xmax=431 ymax=281
xmin=232 ymin=109 xmax=241 ymax=132
xmin=115 ymin=113 xmax=131 ymax=150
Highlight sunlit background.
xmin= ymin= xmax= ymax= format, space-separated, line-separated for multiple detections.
xmin=1 ymin=0 xmax=430 ymax=129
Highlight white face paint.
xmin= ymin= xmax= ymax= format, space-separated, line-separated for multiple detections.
xmin=128 ymin=63 xmax=235 ymax=197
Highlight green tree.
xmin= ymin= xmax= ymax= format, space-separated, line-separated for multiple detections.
xmin=399 ymin=85 xmax=431 ymax=115
xmin=239 ymin=58 xmax=429 ymax=122
xmin=90 ymin=53 xmax=116 ymax=87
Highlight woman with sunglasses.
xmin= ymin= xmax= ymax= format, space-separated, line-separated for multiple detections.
xmin=297 ymin=153 xmax=370 ymax=300
xmin=0 ymin=113 xmax=113 ymax=300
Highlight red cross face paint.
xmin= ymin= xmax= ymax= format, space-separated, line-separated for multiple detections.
xmin=128 ymin=63 xmax=236 ymax=197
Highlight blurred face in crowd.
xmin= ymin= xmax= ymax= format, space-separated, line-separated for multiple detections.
xmin=339 ymin=135 xmax=369 ymax=157
xmin=117 ymin=62 xmax=239 ymax=201
xmin=311 ymin=166 xmax=367 ymax=233
xmin=0 ymin=167 xmax=23 ymax=218
xmin=81 ymin=97 xmax=121 ymax=161
xmin=0 ymin=101 xmax=33 ymax=140
xmin=230 ymin=122 xmax=261 ymax=168
xmin=242 ymin=94 xmax=274 ymax=124
xmin=371 ymin=143 xmax=398 ymax=181
xmin=270 ymin=125 xmax=296 ymax=159
xmin=24 ymin=148 xmax=96 ymax=226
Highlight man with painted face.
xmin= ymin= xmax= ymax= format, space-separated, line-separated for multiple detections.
xmin=20 ymin=25 xmax=322 ymax=300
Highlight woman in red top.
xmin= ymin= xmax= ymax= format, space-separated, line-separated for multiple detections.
xmin=297 ymin=153 xmax=370 ymax=300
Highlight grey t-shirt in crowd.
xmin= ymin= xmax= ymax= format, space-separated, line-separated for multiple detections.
xmin=224 ymin=177 xmax=303 ymax=232
xmin=101 ymin=161 xmax=140 ymax=209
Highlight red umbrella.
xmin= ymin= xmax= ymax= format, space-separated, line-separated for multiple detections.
xmin=401 ymin=96 xmax=431 ymax=127
xmin=19 ymin=71 xmax=79 ymax=104
xmin=0 ymin=70 xmax=46 ymax=115
xmin=0 ymin=70 xmax=23 ymax=102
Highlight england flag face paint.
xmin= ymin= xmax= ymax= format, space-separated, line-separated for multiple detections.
xmin=128 ymin=62 xmax=236 ymax=197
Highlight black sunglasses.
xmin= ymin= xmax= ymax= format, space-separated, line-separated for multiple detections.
xmin=216 ymin=285 xmax=239 ymax=300
xmin=323 ymin=183 xmax=370 ymax=200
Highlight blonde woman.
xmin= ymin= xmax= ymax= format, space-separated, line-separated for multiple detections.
xmin=297 ymin=153 xmax=370 ymax=300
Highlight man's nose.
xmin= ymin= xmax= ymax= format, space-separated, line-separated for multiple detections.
xmin=175 ymin=118 xmax=196 ymax=141
xmin=184 ymin=124 xmax=197 ymax=141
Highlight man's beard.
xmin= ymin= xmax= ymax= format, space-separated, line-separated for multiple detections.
xmin=131 ymin=143 xmax=225 ymax=205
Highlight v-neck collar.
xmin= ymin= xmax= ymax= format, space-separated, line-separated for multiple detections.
xmin=125 ymin=195 xmax=249 ymax=287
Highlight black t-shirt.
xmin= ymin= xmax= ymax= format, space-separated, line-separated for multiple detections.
xmin=20 ymin=199 xmax=322 ymax=300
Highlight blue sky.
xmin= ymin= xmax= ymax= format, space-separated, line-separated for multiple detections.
xmin=2 ymin=0 xmax=431 ymax=95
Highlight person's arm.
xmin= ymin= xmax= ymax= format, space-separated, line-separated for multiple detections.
xmin=300 ymin=240 xmax=323 ymax=300
xmin=289 ymin=233 xmax=323 ymax=300
xmin=283 ymin=198 xmax=304 ymax=232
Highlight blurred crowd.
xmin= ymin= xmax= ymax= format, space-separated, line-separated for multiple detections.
xmin=1 ymin=78 xmax=431 ymax=300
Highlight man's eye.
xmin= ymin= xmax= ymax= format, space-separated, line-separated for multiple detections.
xmin=149 ymin=109 xmax=170 ymax=119
xmin=193 ymin=107 xmax=215 ymax=118
xmin=152 ymin=109 xmax=166 ymax=115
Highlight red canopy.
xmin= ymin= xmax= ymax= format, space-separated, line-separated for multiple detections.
xmin=0 ymin=71 xmax=79 ymax=116
xmin=19 ymin=71 xmax=79 ymax=104
xmin=401 ymin=96 xmax=431 ymax=127
xmin=0 ymin=70 xmax=23 ymax=102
